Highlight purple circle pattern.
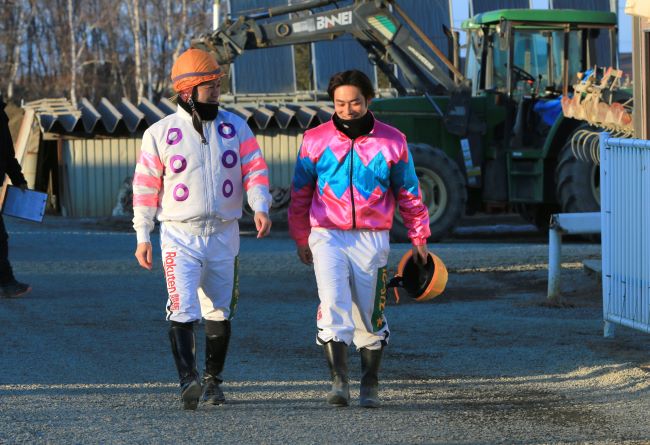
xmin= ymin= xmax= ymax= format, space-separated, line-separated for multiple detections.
xmin=166 ymin=128 xmax=182 ymax=145
xmin=173 ymin=183 xmax=189 ymax=201
xmin=169 ymin=155 xmax=187 ymax=173
xmin=222 ymin=150 xmax=238 ymax=168
xmin=222 ymin=180 xmax=234 ymax=198
xmin=218 ymin=123 xmax=236 ymax=139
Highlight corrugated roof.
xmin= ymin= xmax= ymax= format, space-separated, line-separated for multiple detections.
xmin=24 ymin=97 xmax=335 ymax=136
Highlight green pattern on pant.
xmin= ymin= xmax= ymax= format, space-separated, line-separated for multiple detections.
xmin=371 ymin=266 xmax=388 ymax=331
xmin=228 ymin=255 xmax=239 ymax=320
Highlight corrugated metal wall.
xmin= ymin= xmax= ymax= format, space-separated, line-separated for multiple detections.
xmin=229 ymin=0 xmax=297 ymax=94
xmin=62 ymin=131 xmax=302 ymax=217
xmin=470 ymin=0 xmax=530 ymax=15
xmin=313 ymin=37 xmax=378 ymax=92
xmin=256 ymin=128 xmax=303 ymax=188
xmin=63 ymin=138 xmax=141 ymax=217
xmin=22 ymin=123 xmax=41 ymax=189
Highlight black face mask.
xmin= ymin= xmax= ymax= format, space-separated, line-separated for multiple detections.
xmin=178 ymin=97 xmax=220 ymax=144
xmin=178 ymin=98 xmax=219 ymax=121
xmin=193 ymin=101 xmax=220 ymax=121
xmin=333 ymin=112 xmax=375 ymax=140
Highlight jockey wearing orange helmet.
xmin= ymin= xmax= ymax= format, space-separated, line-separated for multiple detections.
xmin=133 ymin=47 xmax=272 ymax=410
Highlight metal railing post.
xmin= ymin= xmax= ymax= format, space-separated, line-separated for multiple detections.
xmin=603 ymin=320 xmax=616 ymax=338
xmin=547 ymin=218 xmax=562 ymax=300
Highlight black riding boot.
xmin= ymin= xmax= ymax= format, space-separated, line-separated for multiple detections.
xmin=323 ymin=341 xmax=350 ymax=406
xmin=201 ymin=320 xmax=231 ymax=405
xmin=169 ymin=322 xmax=201 ymax=410
xmin=359 ymin=347 xmax=383 ymax=408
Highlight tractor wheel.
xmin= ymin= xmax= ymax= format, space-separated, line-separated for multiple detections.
xmin=555 ymin=126 xmax=601 ymax=213
xmin=391 ymin=144 xmax=467 ymax=243
xmin=515 ymin=203 xmax=559 ymax=232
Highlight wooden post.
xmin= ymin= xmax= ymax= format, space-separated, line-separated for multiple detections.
xmin=632 ymin=16 xmax=650 ymax=139
xmin=56 ymin=137 xmax=68 ymax=217
xmin=0 ymin=108 xmax=35 ymax=204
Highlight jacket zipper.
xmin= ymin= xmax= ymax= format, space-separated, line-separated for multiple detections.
xmin=203 ymin=122 xmax=211 ymax=217
xmin=349 ymin=139 xmax=356 ymax=229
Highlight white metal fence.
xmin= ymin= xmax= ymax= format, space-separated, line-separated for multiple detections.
xmin=600 ymin=133 xmax=650 ymax=337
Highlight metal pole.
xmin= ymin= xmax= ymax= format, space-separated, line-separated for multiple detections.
xmin=600 ymin=131 xmax=613 ymax=338
xmin=213 ymin=0 xmax=220 ymax=31
xmin=547 ymin=224 xmax=562 ymax=300
xmin=246 ymin=0 xmax=336 ymax=20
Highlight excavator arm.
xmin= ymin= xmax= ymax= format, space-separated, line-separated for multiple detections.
xmin=191 ymin=0 xmax=461 ymax=94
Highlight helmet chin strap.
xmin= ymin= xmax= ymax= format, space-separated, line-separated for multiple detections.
xmin=187 ymin=88 xmax=207 ymax=144
xmin=386 ymin=276 xmax=403 ymax=304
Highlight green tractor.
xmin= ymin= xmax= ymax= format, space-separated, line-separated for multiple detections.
xmin=371 ymin=9 xmax=622 ymax=240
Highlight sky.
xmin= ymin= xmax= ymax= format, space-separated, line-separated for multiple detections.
xmin=450 ymin=0 xmax=633 ymax=53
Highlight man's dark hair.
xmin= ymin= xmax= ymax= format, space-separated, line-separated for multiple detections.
xmin=327 ymin=70 xmax=375 ymax=101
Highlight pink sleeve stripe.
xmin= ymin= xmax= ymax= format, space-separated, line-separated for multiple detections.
xmin=133 ymin=172 xmax=161 ymax=189
xmin=244 ymin=175 xmax=269 ymax=190
xmin=133 ymin=193 xmax=158 ymax=207
xmin=138 ymin=151 xmax=163 ymax=171
xmin=241 ymin=157 xmax=268 ymax=177
xmin=240 ymin=137 xmax=261 ymax=158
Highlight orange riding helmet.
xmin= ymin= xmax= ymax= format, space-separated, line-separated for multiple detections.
xmin=388 ymin=251 xmax=448 ymax=302
xmin=171 ymin=48 xmax=225 ymax=93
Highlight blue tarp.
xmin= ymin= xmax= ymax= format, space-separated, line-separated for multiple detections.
xmin=534 ymin=98 xmax=563 ymax=126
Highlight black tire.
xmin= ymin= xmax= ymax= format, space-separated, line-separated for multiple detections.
xmin=555 ymin=126 xmax=600 ymax=213
xmin=391 ymin=144 xmax=467 ymax=243
xmin=515 ymin=203 xmax=559 ymax=232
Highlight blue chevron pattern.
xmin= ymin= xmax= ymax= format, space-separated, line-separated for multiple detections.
xmin=315 ymin=147 xmax=392 ymax=200
xmin=390 ymin=154 xmax=420 ymax=197
xmin=294 ymin=145 xmax=420 ymax=200
xmin=292 ymin=152 xmax=317 ymax=190
xmin=353 ymin=150 xmax=390 ymax=199
xmin=315 ymin=146 xmax=352 ymax=198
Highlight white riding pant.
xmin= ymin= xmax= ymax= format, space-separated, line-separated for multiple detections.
xmin=159 ymin=220 xmax=240 ymax=323
xmin=309 ymin=228 xmax=390 ymax=350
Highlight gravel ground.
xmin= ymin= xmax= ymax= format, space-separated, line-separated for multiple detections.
xmin=1 ymin=216 xmax=649 ymax=444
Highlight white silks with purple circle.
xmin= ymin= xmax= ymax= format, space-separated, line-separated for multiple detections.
xmin=132 ymin=105 xmax=271 ymax=244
